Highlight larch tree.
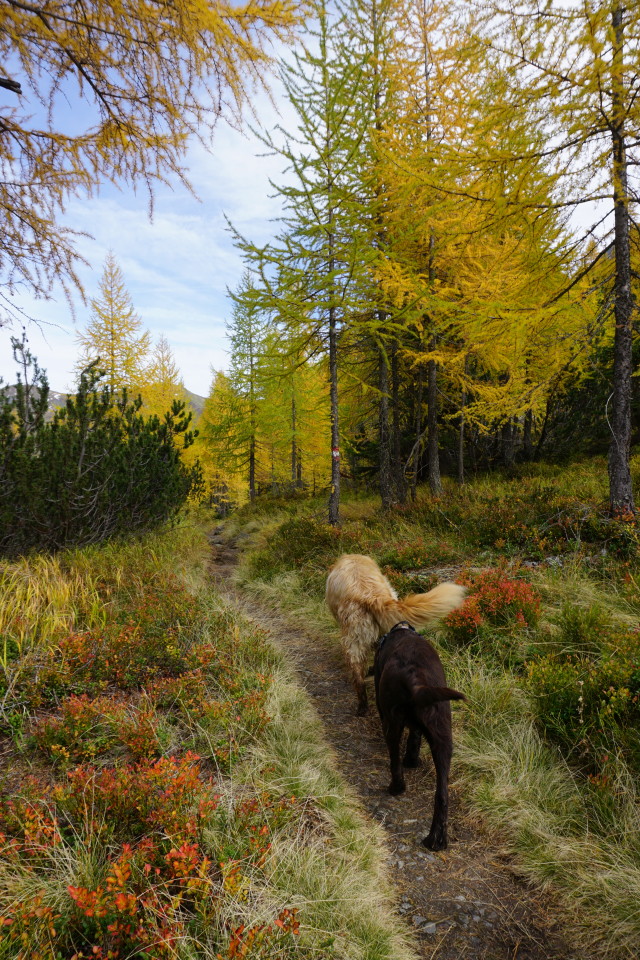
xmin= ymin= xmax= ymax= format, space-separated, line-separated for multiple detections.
xmin=257 ymin=327 xmax=332 ymax=489
xmin=144 ymin=335 xmax=187 ymax=421
xmin=372 ymin=0 xmax=589 ymax=485
xmin=201 ymin=273 xmax=267 ymax=501
xmin=232 ymin=0 xmax=376 ymax=524
xmin=474 ymin=0 xmax=640 ymax=515
xmin=76 ymin=253 xmax=151 ymax=394
xmin=340 ymin=0 xmax=409 ymax=508
xmin=0 ymin=0 xmax=301 ymax=325
xmin=198 ymin=370 xmax=248 ymax=505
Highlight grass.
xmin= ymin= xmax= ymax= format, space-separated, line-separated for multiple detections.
xmin=0 ymin=520 xmax=416 ymax=960
xmin=228 ymin=458 xmax=640 ymax=958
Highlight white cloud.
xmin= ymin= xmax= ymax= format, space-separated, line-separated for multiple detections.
xmin=0 ymin=83 xmax=293 ymax=397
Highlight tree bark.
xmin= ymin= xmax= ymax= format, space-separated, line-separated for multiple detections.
xmin=249 ymin=434 xmax=256 ymax=501
xmin=427 ymin=353 xmax=442 ymax=495
xmin=411 ymin=352 xmax=424 ymax=501
xmin=291 ymin=390 xmax=297 ymax=488
xmin=328 ymin=301 xmax=341 ymax=525
xmin=502 ymin=418 xmax=516 ymax=467
xmin=457 ymin=385 xmax=466 ymax=485
xmin=379 ymin=340 xmax=395 ymax=510
xmin=523 ymin=409 xmax=534 ymax=461
xmin=391 ymin=338 xmax=406 ymax=503
xmin=608 ymin=3 xmax=635 ymax=516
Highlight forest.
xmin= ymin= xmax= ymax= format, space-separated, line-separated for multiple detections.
xmin=1 ymin=0 xmax=639 ymax=958
xmin=198 ymin=0 xmax=640 ymax=527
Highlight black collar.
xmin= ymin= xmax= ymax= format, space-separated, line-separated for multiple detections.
xmin=379 ymin=621 xmax=414 ymax=649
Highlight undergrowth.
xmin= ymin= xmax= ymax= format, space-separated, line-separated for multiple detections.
xmin=230 ymin=458 xmax=640 ymax=958
xmin=0 ymin=521 xmax=414 ymax=960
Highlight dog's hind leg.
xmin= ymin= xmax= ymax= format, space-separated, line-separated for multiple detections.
xmin=382 ymin=715 xmax=406 ymax=795
xmin=341 ymin=609 xmax=379 ymax=716
xmin=351 ymin=659 xmax=368 ymax=716
xmin=421 ymin=712 xmax=453 ymax=851
xmin=403 ymin=728 xmax=422 ymax=768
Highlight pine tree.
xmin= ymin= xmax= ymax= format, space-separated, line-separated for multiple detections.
xmin=76 ymin=253 xmax=151 ymax=394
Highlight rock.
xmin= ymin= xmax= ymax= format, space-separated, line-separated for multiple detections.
xmin=545 ymin=555 xmax=563 ymax=567
xmin=424 ymin=923 xmax=437 ymax=935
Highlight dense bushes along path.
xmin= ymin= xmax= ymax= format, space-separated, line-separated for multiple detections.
xmin=209 ymin=531 xmax=576 ymax=960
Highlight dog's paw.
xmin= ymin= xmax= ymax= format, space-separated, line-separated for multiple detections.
xmin=423 ymin=830 xmax=447 ymax=851
xmin=356 ymin=703 xmax=368 ymax=716
xmin=388 ymin=780 xmax=406 ymax=796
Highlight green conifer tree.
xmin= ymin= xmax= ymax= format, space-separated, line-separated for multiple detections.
xmin=231 ymin=0 xmax=376 ymax=523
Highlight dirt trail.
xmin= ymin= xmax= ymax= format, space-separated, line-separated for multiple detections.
xmin=208 ymin=533 xmax=577 ymax=960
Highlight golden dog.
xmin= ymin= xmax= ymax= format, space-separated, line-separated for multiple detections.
xmin=326 ymin=554 xmax=465 ymax=714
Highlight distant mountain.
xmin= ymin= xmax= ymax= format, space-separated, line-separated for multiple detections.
xmin=0 ymin=384 xmax=207 ymax=419
xmin=183 ymin=388 xmax=206 ymax=419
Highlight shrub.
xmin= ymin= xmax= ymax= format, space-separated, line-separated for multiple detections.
xmin=31 ymin=694 xmax=168 ymax=766
xmin=378 ymin=537 xmax=460 ymax=571
xmin=382 ymin=566 xmax=440 ymax=597
xmin=0 ymin=759 xmax=298 ymax=959
xmin=244 ymin=516 xmax=360 ymax=588
xmin=527 ymin=629 xmax=640 ymax=767
xmin=445 ymin=568 xmax=541 ymax=650
xmin=0 ymin=341 xmax=203 ymax=558
xmin=555 ymin=603 xmax=612 ymax=655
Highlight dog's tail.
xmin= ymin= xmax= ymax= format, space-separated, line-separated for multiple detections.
xmin=381 ymin=582 xmax=466 ymax=631
xmin=413 ymin=684 xmax=466 ymax=708
xmin=410 ymin=684 xmax=465 ymax=735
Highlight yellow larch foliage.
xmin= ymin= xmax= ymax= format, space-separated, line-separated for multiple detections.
xmin=0 ymin=0 xmax=302 ymax=322
xmin=75 ymin=252 xmax=151 ymax=395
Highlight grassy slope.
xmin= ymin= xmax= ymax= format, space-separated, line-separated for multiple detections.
xmin=0 ymin=520 xmax=414 ymax=960
xmin=228 ymin=458 xmax=640 ymax=959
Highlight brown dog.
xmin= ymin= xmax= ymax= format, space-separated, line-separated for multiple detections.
xmin=326 ymin=554 xmax=465 ymax=714
xmin=374 ymin=621 xmax=464 ymax=850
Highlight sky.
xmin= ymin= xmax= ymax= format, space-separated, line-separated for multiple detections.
xmin=0 ymin=82 xmax=292 ymax=399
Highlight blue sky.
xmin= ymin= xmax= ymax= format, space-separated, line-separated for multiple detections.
xmin=0 ymin=86 xmax=290 ymax=399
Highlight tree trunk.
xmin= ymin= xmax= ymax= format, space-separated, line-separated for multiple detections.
xmin=411 ymin=355 xmax=424 ymax=501
xmin=427 ymin=354 xmax=442 ymax=495
xmin=391 ymin=339 xmax=406 ymax=503
xmin=457 ymin=385 xmax=466 ymax=485
xmin=523 ymin=409 xmax=534 ymax=461
xmin=328 ymin=303 xmax=341 ymax=525
xmin=379 ymin=341 xmax=394 ymax=510
xmin=249 ymin=434 xmax=256 ymax=502
xmin=608 ymin=3 xmax=635 ymax=516
xmin=502 ymin=418 xmax=516 ymax=467
xmin=291 ymin=390 xmax=297 ymax=488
